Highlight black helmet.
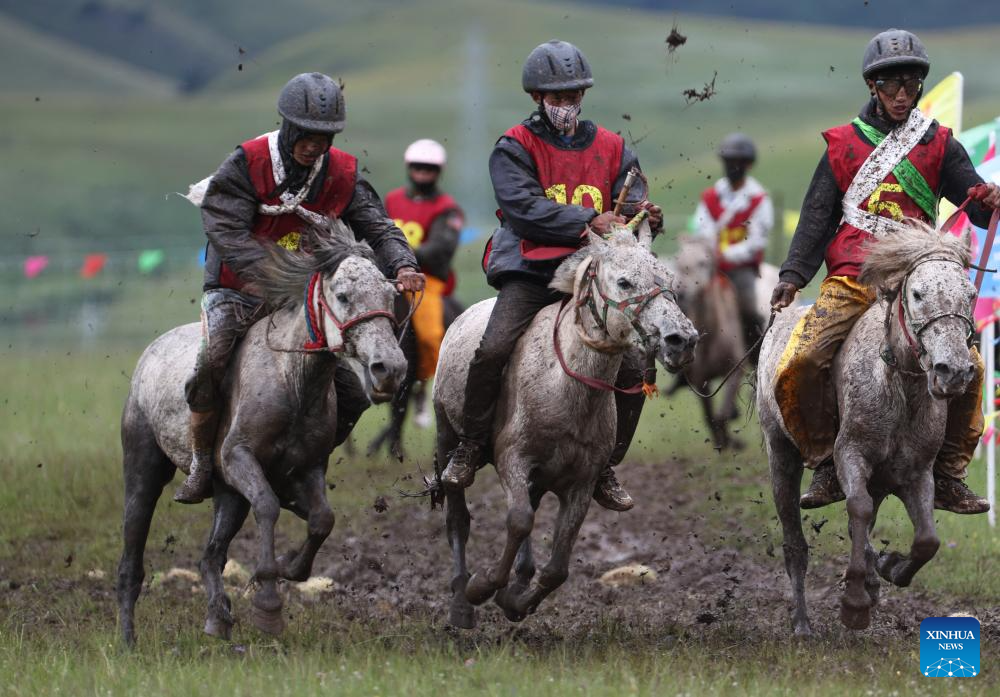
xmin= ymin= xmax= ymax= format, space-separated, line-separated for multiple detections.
xmin=862 ymin=29 xmax=930 ymax=79
xmin=522 ymin=40 xmax=594 ymax=93
xmin=277 ymin=72 xmax=346 ymax=134
xmin=718 ymin=133 xmax=756 ymax=161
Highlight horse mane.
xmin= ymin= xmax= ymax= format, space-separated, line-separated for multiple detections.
xmin=857 ymin=219 xmax=971 ymax=291
xmin=246 ymin=217 xmax=376 ymax=309
xmin=549 ymin=229 xmax=674 ymax=294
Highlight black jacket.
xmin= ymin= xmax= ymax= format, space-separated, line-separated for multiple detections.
xmin=780 ymin=98 xmax=992 ymax=288
xmin=485 ymin=112 xmax=648 ymax=288
xmin=200 ymin=146 xmax=417 ymax=292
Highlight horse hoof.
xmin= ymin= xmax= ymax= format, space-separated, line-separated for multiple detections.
xmin=464 ymin=572 xmax=496 ymax=606
xmin=840 ymin=602 xmax=871 ymax=630
xmin=250 ymin=602 xmax=285 ymax=635
xmin=204 ymin=615 xmax=233 ymax=640
xmin=448 ymin=602 xmax=476 ymax=629
xmin=792 ymin=622 xmax=813 ymax=638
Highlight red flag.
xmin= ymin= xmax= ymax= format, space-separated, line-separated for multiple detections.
xmin=80 ymin=253 xmax=108 ymax=279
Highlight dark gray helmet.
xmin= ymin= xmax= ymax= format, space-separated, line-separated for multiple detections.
xmin=277 ymin=72 xmax=346 ymax=134
xmin=522 ymin=40 xmax=594 ymax=93
xmin=862 ymin=29 xmax=930 ymax=79
xmin=718 ymin=133 xmax=756 ymax=161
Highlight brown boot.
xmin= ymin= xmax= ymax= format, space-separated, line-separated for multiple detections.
xmin=440 ymin=440 xmax=484 ymax=490
xmin=934 ymin=476 xmax=990 ymax=515
xmin=593 ymin=466 xmax=634 ymax=512
xmin=174 ymin=410 xmax=218 ymax=504
xmin=800 ymin=461 xmax=845 ymax=509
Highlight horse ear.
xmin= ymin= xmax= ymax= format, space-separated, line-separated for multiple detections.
xmin=636 ymin=218 xmax=653 ymax=251
xmin=550 ymin=253 xmax=593 ymax=294
xmin=586 ymin=227 xmax=607 ymax=248
xmin=958 ymin=226 xmax=973 ymax=256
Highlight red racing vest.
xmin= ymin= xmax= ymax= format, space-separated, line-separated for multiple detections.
xmin=218 ymin=134 xmax=358 ymax=290
xmin=700 ymin=185 xmax=766 ymax=272
xmin=384 ymin=187 xmax=463 ymax=294
xmin=823 ymin=121 xmax=949 ymax=278
xmin=504 ymin=124 xmax=624 ymax=261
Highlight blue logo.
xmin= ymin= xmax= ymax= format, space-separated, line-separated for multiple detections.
xmin=920 ymin=617 xmax=980 ymax=677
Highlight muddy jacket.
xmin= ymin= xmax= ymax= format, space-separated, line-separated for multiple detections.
xmin=384 ymin=186 xmax=463 ymax=290
xmin=200 ymin=142 xmax=416 ymax=292
xmin=780 ymin=98 xmax=993 ymax=287
xmin=484 ymin=111 xmax=647 ymax=288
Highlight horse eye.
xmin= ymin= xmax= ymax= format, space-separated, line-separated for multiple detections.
xmin=617 ymin=278 xmax=633 ymax=291
xmin=912 ymin=290 xmax=922 ymax=302
xmin=335 ymin=292 xmax=349 ymax=304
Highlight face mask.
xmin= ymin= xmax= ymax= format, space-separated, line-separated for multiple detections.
xmin=724 ymin=161 xmax=748 ymax=185
xmin=544 ymin=102 xmax=581 ymax=134
xmin=409 ymin=177 xmax=437 ymax=196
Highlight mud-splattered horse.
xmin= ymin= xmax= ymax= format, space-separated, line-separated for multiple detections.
xmin=116 ymin=221 xmax=405 ymax=645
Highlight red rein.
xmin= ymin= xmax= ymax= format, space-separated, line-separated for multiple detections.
xmin=942 ymin=183 xmax=1000 ymax=292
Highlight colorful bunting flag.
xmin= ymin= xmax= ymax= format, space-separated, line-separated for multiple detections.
xmin=920 ymin=71 xmax=963 ymax=134
xmin=137 ymin=249 xmax=165 ymax=274
xmin=23 ymin=256 xmax=49 ymax=279
xmin=80 ymin=253 xmax=108 ymax=279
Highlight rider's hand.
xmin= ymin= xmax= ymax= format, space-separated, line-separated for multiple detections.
xmin=588 ymin=211 xmax=626 ymax=236
xmin=974 ymin=182 xmax=1000 ymax=210
xmin=770 ymin=281 xmax=798 ymax=311
xmin=395 ymin=267 xmax=425 ymax=293
xmin=638 ymin=201 xmax=664 ymax=232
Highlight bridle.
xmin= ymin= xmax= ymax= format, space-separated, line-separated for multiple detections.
xmin=553 ymin=261 xmax=674 ymax=395
xmin=881 ymin=254 xmax=975 ymax=374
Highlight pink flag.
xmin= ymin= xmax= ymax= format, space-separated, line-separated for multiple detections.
xmin=23 ymin=255 xmax=49 ymax=279
xmin=80 ymin=253 xmax=108 ymax=279
xmin=984 ymin=130 xmax=996 ymax=164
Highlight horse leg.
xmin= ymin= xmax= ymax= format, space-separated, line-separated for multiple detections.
xmin=446 ymin=489 xmax=475 ymax=628
xmin=199 ymin=483 xmax=250 ymax=639
xmin=465 ymin=471 xmax=533 ymax=606
xmin=116 ymin=408 xmax=174 ymax=647
xmin=698 ymin=393 xmax=727 ymax=450
xmin=721 ymin=367 xmax=745 ymax=450
xmin=508 ymin=483 xmax=590 ymax=620
xmin=223 ymin=443 xmax=284 ymax=635
xmin=838 ymin=448 xmax=875 ymax=630
xmin=494 ymin=485 xmax=543 ymax=621
xmin=276 ymin=468 xmax=335 ymax=582
xmin=864 ymin=496 xmax=886 ymax=606
xmin=876 ymin=471 xmax=940 ymax=587
xmin=767 ymin=432 xmax=812 ymax=636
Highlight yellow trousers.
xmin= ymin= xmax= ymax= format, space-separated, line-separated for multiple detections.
xmin=410 ymin=275 xmax=447 ymax=381
xmin=774 ymin=275 xmax=983 ymax=479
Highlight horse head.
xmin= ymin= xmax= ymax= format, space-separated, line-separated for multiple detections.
xmin=550 ymin=219 xmax=698 ymax=373
xmin=671 ymin=236 xmax=716 ymax=313
xmin=860 ymin=222 xmax=977 ymax=399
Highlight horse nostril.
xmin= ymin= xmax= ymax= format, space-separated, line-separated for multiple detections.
xmin=664 ymin=333 xmax=686 ymax=349
xmin=370 ymin=361 xmax=388 ymax=381
xmin=932 ymin=363 xmax=952 ymax=379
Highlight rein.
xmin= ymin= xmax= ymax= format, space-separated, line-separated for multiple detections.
xmin=683 ymin=310 xmax=776 ymax=399
xmin=939 ymin=183 xmax=1000 ymax=293
xmin=552 ymin=264 xmax=670 ymax=396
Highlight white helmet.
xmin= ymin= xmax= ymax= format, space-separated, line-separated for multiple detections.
xmin=404 ymin=139 xmax=447 ymax=167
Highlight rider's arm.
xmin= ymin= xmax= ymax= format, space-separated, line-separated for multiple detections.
xmin=201 ymin=148 xmax=267 ymax=278
xmin=415 ymin=209 xmax=463 ymax=280
xmin=693 ymin=199 xmax=716 ymax=242
xmin=341 ymin=175 xmax=419 ymax=278
xmin=779 ymin=153 xmax=844 ymax=288
xmin=489 ymin=137 xmax=598 ymax=245
xmin=940 ymin=134 xmax=995 ymax=228
xmin=721 ymin=194 xmax=774 ymax=265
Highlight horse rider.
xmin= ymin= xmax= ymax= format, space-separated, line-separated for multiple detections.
xmin=175 ymin=72 xmax=425 ymax=504
xmin=770 ymin=29 xmax=1000 ymax=514
xmin=384 ymin=139 xmax=464 ymax=385
xmin=439 ymin=40 xmax=664 ymax=511
xmin=694 ymin=133 xmax=774 ymax=364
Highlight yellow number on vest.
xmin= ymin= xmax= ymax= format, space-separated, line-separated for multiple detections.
xmin=866 ymin=183 xmax=904 ymax=221
xmin=394 ymin=219 xmax=426 ymax=248
xmin=545 ymin=183 xmax=604 ymax=213
xmin=276 ymin=232 xmax=300 ymax=251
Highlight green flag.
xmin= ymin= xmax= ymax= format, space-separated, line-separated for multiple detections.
xmin=138 ymin=249 xmax=165 ymax=274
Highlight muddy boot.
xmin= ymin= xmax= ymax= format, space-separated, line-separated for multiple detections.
xmin=800 ymin=461 xmax=845 ymax=509
xmin=933 ymin=476 xmax=990 ymax=515
xmin=441 ymin=440 xmax=483 ymax=489
xmin=174 ymin=410 xmax=218 ymax=504
xmin=593 ymin=466 xmax=634 ymax=512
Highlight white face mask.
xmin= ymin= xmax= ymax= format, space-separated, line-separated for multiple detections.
xmin=544 ymin=102 xmax=581 ymax=134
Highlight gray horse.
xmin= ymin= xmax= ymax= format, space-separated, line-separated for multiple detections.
xmin=758 ymin=223 xmax=976 ymax=635
xmin=116 ymin=221 xmax=406 ymax=645
xmin=433 ymin=223 xmax=698 ymax=628
xmin=669 ymin=236 xmax=747 ymax=449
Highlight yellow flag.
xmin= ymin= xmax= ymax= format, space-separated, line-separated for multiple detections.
xmin=921 ymin=71 xmax=963 ymax=135
xmin=920 ymin=72 xmax=964 ymax=222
